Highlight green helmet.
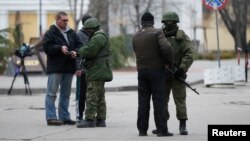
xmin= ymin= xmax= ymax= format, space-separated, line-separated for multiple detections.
xmin=84 ymin=18 xmax=100 ymax=29
xmin=161 ymin=11 xmax=179 ymax=23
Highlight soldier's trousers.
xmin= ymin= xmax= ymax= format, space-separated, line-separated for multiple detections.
xmin=85 ymin=81 xmax=106 ymax=120
xmin=164 ymin=74 xmax=187 ymax=120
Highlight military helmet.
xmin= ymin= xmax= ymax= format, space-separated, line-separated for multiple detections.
xmin=84 ymin=18 xmax=100 ymax=29
xmin=161 ymin=11 xmax=179 ymax=23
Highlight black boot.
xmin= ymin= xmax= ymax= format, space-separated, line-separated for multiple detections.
xmin=139 ymin=132 xmax=147 ymax=136
xmin=96 ymin=119 xmax=106 ymax=127
xmin=152 ymin=129 xmax=157 ymax=134
xmin=152 ymin=128 xmax=173 ymax=136
xmin=157 ymin=131 xmax=173 ymax=137
xmin=179 ymin=119 xmax=188 ymax=135
xmin=152 ymin=124 xmax=173 ymax=136
xmin=77 ymin=120 xmax=96 ymax=128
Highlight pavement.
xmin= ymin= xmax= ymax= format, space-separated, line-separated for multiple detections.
xmin=0 ymin=59 xmax=250 ymax=141
xmin=0 ymin=59 xmax=245 ymax=95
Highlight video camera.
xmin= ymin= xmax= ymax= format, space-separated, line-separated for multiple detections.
xmin=15 ymin=43 xmax=33 ymax=58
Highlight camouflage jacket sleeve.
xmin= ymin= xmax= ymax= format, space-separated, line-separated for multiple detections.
xmin=177 ymin=30 xmax=194 ymax=72
xmin=78 ymin=32 xmax=107 ymax=59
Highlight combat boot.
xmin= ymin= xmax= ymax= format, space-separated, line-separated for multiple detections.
xmin=77 ymin=120 xmax=96 ymax=128
xmin=96 ymin=119 xmax=106 ymax=127
xmin=179 ymin=119 xmax=188 ymax=135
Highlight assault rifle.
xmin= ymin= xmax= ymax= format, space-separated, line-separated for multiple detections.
xmin=165 ymin=67 xmax=199 ymax=95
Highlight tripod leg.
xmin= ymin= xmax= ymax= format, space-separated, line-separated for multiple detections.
xmin=23 ymin=71 xmax=28 ymax=95
xmin=24 ymin=73 xmax=32 ymax=95
xmin=22 ymin=64 xmax=32 ymax=95
xmin=8 ymin=66 xmax=20 ymax=95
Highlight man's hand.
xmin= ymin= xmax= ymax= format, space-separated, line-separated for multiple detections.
xmin=174 ymin=68 xmax=187 ymax=79
xmin=69 ymin=51 xmax=77 ymax=58
xmin=62 ymin=46 xmax=68 ymax=55
xmin=75 ymin=69 xmax=84 ymax=77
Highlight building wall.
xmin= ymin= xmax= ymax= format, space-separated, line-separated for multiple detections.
xmin=0 ymin=0 xmax=87 ymax=44
xmin=6 ymin=11 xmax=75 ymax=44
xmin=1 ymin=0 xmax=248 ymax=52
xmin=9 ymin=11 xmax=38 ymax=43
xmin=205 ymin=11 xmax=250 ymax=51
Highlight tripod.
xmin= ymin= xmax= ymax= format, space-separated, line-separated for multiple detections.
xmin=8 ymin=57 xmax=32 ymax=95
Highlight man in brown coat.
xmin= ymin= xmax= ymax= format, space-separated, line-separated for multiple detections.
xmin=133 ymin=12 xmax=174 ymax=137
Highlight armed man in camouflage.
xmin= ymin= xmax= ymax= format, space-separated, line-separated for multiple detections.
xmin=152 ymin=11 xmax=194 ymax=135
xmin=76 ymin=18 xmax=113 ymax=128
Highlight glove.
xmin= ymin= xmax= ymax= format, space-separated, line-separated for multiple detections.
xmin=174 ymin=68 xmax=187 ymax=79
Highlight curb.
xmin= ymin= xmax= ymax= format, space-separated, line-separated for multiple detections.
xmin=0 ymin=80 xmax=203 ymax=95
xmin=0 ymin=86 xmax=137 ymax=95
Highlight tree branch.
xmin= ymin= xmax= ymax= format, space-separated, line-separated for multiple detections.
xmin=219 ymin=8 xmax=234 ymax=35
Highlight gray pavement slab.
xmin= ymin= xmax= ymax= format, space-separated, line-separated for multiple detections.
xmin=0 ymin=82 xmax=250 ymax=141
xmin=0 ymin=59 xmax=250 ymax=141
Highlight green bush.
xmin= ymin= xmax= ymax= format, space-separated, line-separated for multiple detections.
xmin=0 ymin=25 xmax=24 ymax=74
xmin=0 ymin=47 xmax=12 ymax=74
xmin=110 ymin=34 xmax=134 ymax=69
xmin=0 ymin=29 xmax=16 ymax=74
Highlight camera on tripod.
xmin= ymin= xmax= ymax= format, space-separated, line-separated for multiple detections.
xmin=15 ymin=43 xmax=33 ymax=58
xmin=8 ymin=43 xmax=33 ymax=95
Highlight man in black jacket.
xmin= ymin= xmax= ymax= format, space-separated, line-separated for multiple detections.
xmin=43 ymin=11 xmax=81 ymax=126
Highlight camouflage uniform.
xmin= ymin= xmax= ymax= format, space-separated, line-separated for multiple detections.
xmin=162 ymin=11 xmax=194 ymax=135
xmin=78 ymin=18 xmax=113 ymax=122
xmin=164 ymin=30 xmax=194 ymax=120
